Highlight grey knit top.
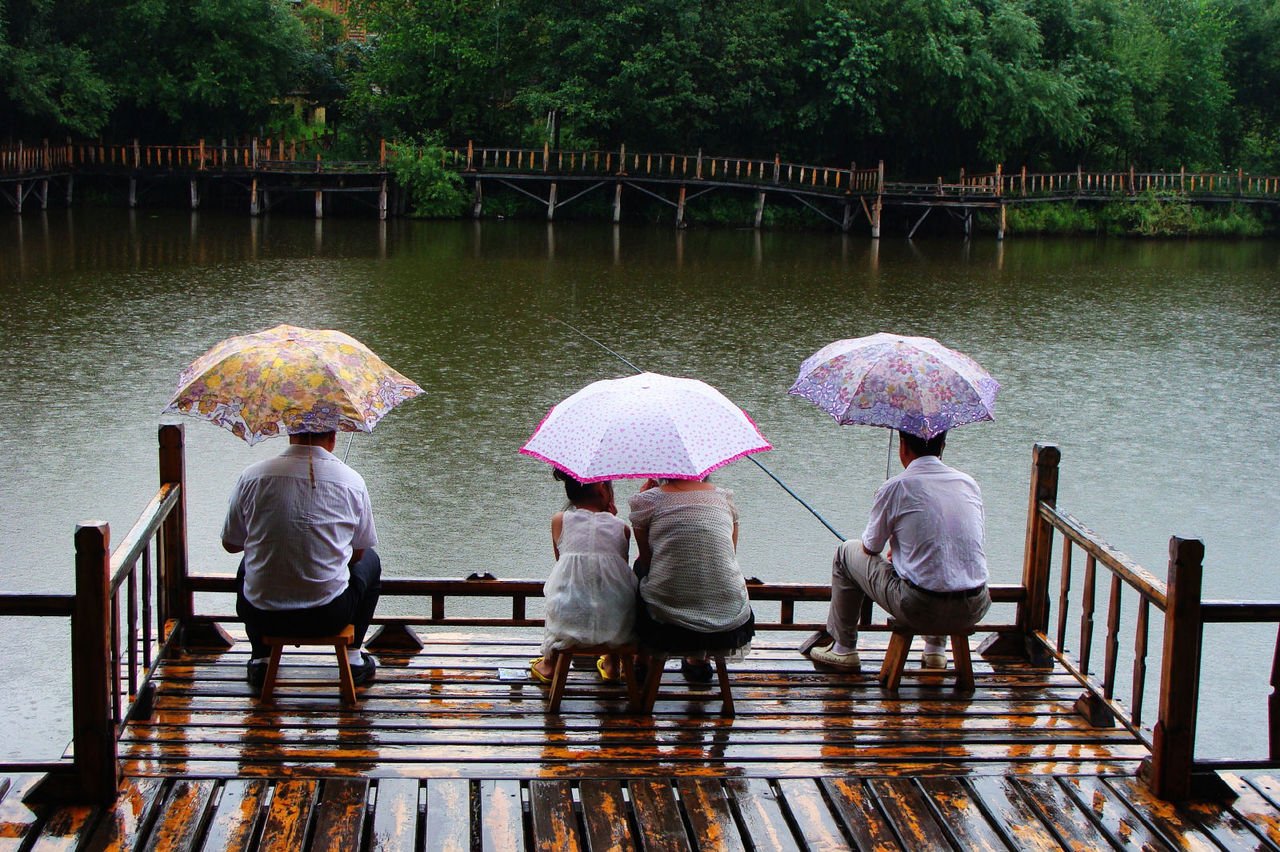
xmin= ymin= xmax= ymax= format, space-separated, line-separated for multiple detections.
xmin=628 ymin=486 xmax=752 ymax=633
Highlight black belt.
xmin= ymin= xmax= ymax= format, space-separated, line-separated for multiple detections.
xmin=903 ymin=577 xmax=986 ymax=599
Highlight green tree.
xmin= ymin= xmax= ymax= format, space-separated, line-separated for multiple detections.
xmin=0 ymin=0 xmax=114 ymax=137
xmin=97 ymin=0 xmax=309 ymax=139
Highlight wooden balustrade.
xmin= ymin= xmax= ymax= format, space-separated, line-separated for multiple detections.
xmin=0 ymin=424 xmax=185 ymax=804
xmin=1019 ymin=442 xmax=1280 ymax=800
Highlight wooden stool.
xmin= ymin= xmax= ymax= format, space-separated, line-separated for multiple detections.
xmin=546 ymin=644 xmax=639 ymax=713
xmin=878 ymin=624 xmax=975 ymax=693
xmin=636 ymin=652 xmax=734 ymax=717
xmin=260 ymin=624 xmax=358 ymax=705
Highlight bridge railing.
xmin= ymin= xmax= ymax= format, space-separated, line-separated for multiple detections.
xmin=0 ymin=141 xmax=75 ymax=175
xmin=1019 ymin=442 xmax=1280 ymax=800
xmin=0 ymin=138 xmax=384 ymax=176
xmin=963 ymin=166 xmax=1280 ymax=199
xmin=445 ymin=143 xmax=884 ymax=195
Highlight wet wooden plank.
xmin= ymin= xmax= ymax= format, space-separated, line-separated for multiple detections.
xmin=870 ymin=778 xmax=960 ymax=850
xmin=676 ymin=778 xmax=745 ymax=852
xmin=1221 ymin=774 xmax=1280 ymax=847
xmin=141 ymin=778 xmax=216 ymax=852
xmin=724 ymin=778 xmax=801 ymax=852
xmin=774 ymin=778 xmax=849 ymax=850
xmin=528 ymin=780 xmax=581 ymax=852
xmin=83 ymin=776 xmax=166 ymax=851
xmin=1014 ymin=776 xmax=1120 ymax=850
xmin=28 ymin=802 xmax=99 ymax=851
xmin=1109 ymin=775 xmax=1235 ymax=850
xmin=197 ymin=779 xmax=268 ymax=851
xmin=423 ymin=779 xmax=469 ymax=852
xmin=0 ymin=775 xmax=47 ymax=851
xmin=309 ymin=778 xmax=369 ymax=852
xmin=627 ymin=779 xmax=690 ymax=852
xmin=257 ymin=779 xmax=318 ymax=852
xmin=1106 ymin=777 xmax=1234 ymax=851
xmin=479 ymin=779 xmax=523 ymax=851
xmin=916 ymin=777 xmax=1007 ymax=851
xmin=965 ymin=775 xmax=1062 ymax=851
xmin=369 ymin=778 xmax=420 ymax=852
xmin=1056 ymin=775 xmax=1172 ymax=850
xmin=820 ymin=777 xmax=902 ymax=851
xmin=578 ymin=780 xmax=636 ymax=852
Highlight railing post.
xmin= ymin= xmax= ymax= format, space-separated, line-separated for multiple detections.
xmin=73 ymin=522 xmax=118 ymax=802
xmin=1147 ymin=536 xmax=1206 ymax=800
xmin=1009 ymin=444 xmax=1060 ymax=661
xmin=617 ymin=143 xmax=626 ymax=176
xmin=158 ymin=425 xmax=190 ymax=631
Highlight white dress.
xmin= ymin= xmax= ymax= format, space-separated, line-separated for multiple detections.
xmin=541 ymin=508 xmax=637 ymax=653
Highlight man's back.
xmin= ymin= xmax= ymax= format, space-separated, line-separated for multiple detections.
xmin=222 ymin=444 xmax=377 ymax=610
xmin=863 ymin=455 xmax=986 ymax=592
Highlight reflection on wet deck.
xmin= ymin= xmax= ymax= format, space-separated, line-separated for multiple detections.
xmin=124 ymin=632 xmax=1147 ymax=780
xmin=4 ymin=632 xmax=1277 ymax=849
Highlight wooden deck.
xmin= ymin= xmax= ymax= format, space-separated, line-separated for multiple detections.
xmin=3 ymin=630 xmax=1277 ymax=849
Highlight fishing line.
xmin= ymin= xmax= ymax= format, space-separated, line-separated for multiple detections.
xmin=548 ymin=316 xmax=846 ymax=541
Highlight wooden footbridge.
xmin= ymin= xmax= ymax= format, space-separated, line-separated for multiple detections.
xmin=5 ymin=138 xmax=1280 ymax=236
xmin=2 ymin=426 xmax=1280 ymax=848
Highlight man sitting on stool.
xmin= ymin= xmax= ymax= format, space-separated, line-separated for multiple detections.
xmin=223 ymin=430 xmax=382 ymax=693
xmin=806 ymin=429 xmax=990 ymax=670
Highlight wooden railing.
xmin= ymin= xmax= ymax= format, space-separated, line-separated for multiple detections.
xmin=444 ymin=142 xmax=885 ymax=196
xmin=963 ymin=165 xmax=1280 ymax=200
xmin=1019 ymin=442 xmax=1280 ymax=799
xmin=0 ymin=138 xmax=385 ymax=176
xmin=0 ymin=426 xmax=186 ymax=804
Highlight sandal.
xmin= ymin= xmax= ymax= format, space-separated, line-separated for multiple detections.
xmin=596 ymin=655 xmax=622 ymax=683
xmin=681 ymin=657 xmax=714 ymax=684
xmin=529 ymin=657 xmax=553 ymax=684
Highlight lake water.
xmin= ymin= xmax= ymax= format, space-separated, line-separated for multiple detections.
xmin=1 ymin=209 xmax=1277 ymax=760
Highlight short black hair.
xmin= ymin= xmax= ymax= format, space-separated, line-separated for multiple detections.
xmin=899 ymin=430 xmax=946 ymax=457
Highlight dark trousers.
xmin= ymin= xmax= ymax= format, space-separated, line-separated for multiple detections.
xmin=236 ymin=549 xmax=382 ymax=659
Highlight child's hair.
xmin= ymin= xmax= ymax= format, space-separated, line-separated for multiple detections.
xmin=553 ymin=469 xmax=600 ymax=507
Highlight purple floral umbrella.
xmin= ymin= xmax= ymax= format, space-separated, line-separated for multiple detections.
xmin=788 ymin=333 xmax=999 ymax=439
xmin=520 ymin=372 xmax=771 ymax=483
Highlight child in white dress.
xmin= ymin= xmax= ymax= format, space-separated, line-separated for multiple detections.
xmin=531 ymin=470 xmax=637 ymax=683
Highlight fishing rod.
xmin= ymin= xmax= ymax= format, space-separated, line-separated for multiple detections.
xmin=549 ymin=316 xmax=847 ymax=542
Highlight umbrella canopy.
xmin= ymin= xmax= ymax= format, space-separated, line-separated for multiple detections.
xmin=163 ymin=324 xmax=424 ymax=445
xmin=520 ymin=372 xmax=771 ymax=483
xmin=789 ymin=333 xmax=999 ymax=439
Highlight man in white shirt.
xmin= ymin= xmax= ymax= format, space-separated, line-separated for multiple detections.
xmin=807 ymin=430 xmax=991 ymax=671
xmin=223 ymin=430 xmax=382 ymax=693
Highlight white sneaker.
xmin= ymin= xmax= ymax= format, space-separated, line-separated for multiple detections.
xmin=921 ymin=651 xmax=948 ymax=669
xmin=810 ymin=644 xmax=862 ymax=671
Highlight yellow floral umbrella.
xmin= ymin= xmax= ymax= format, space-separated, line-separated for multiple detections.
xmin=163 ymin=324 xmax=424 ymax=445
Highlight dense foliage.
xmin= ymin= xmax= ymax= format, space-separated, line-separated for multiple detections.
xmin=3 ymin=0 xmax=1278 ymax=176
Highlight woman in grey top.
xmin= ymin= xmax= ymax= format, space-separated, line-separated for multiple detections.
xmin=628 ymin=477 xmax=755 ymax=682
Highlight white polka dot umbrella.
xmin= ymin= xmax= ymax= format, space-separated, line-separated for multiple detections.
xmin=519 ymin=372 xmax=772 ymax=483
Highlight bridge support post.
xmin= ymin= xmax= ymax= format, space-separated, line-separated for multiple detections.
xmin=250 ymin=178 xmax=260 ymax=216
xmin=997 ymin=204 xmax=1006 ymax=241
xmin=66 ymin=175 xmax=74 ymax=207
xmin=128 ymin=178 xmax=137 ymax=209
xmin=840 ymin=200 xmax=852 ymax=233
xmin=189 ymin=179 xmax=199 ymax=211
xmin=870 ymin=196 xmax=881 ymax=239
xmin=38 ymin=179 xmax=48 ymax=210
xmin=546 ymin=182 xmax=557 ymax=220
xmin=13 ymin=181 xmax=22 ymax=214
xmin=314 ymin=189 xmax=324 ymax=219
xmin=613 ymin=183 xmax=622 ymax=223
xmin=472 ymin=179 xmax=483 ymax=219
xmin=755 ymin=192 xmax=767 ymax=229
xmin=379 ymin=178 xmax=388 ymax=221
xmin=676 ymin=186 xmax=687 ymax=229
